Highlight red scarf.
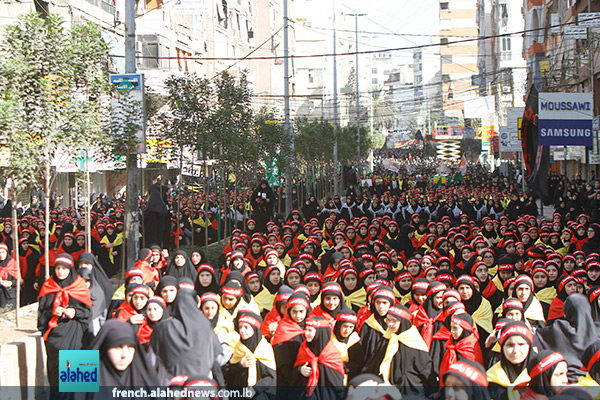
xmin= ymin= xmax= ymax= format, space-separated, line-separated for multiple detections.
xmin=356 ymin=305 xmax=371 ymax=332
xmin=412 ymin=306 xmax=441 ymax=350
xmin=439 ymin=334 xmax=483 ymax=384
xmin=432 ymin=325 xmax=451 ymax=341
xmin=137 ymin=321 xmax=153 ymax=344
xmin=113 ymin=301 xmax=138 ymax=322
xmin=38 ymin=276 xmax=92 ymax=340
xmin=18 ymin=249 xmax=33 ymax=278
xmin=309 ymin=306 xmax=336 ymax=328
xmin=271 ymin=315 xmax=305 ymax=346
xmin=261 ymin=307 xmax=282 ymax=340
xmin=294 ymin=340 xmax=344 ymax=396
xmin=547 ymin=297 xmax=564 ymax=321
xmin=0 ymin=258 xmax=19 ymax=281
xmin=482 ymin=279 xmax=498 ymax=298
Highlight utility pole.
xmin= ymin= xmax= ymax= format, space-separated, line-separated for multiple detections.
xmin=332 ymin=0 xmax=339 ymax=195
xmin=125 ymin=0 xmax=139 ymax=266
xmin=284 ymin=0 xmax=293 ymax=216
xmin=348 ymin=13 xmax=366 ymax=181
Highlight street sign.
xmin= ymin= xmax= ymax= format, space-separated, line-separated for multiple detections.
xmin=578 ymin=13 xmax=600 ymax=27
xmin=538 ymin=92 xmax=593 ymax=146
xmin=564 ymin=26 xmax=588 ymax=40
xmin=110 ymin=74 xmax=146 ymax=154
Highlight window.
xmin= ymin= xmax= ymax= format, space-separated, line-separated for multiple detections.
xmin=440 ymin=2 xmax=449 ymax=10
xmin=440 ymin=38 xmax=449 ymax=45
xmin=499 ymin=3 xmax=508 ymax=26
xmin=442 ymin=55 xmax=453 ymax=64
xmin=501 ymin=37 xmax=511 ymax=52
xmin=138 ymin=35 xmax=169 ymax=69
xmin=372 ymin=68 xmax=377 ymax=74
xmin=372 ymin=78 xmax=378 ymax=84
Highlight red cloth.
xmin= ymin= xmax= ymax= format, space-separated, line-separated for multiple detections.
xmin=112 ymin=301 xmax=138 ymax=322
xmin=482 ymin=280 xmax=498 ymax=298
xmin=0 ymin=258 xmax=19 ymax=281
xmin=356 ymin=305 xmax=371 ymax=332
xmin=432 ymin=325 xmax=451 ymax=341
xmin=548 ymin=297 xmax=564 ymax=321
xmin=137 ymin=321 xmax=153 ymax=344
xmin=322 ymin=266 xmax=340 ymax=282
xmin=38 ymin=276 xmax=92 ymax=340
xmin=135 ymin=260 xmax=160 ymax=285
xmin=294 ymin=340 xmax=345 ymax=396
xmin=439 ymin=334 xmax=483 ymax=384
xmin=271 ymin=314 xmax=305 ymax=346
xmin=309 ymin=306 xmax=336 ymax=329
xmin=261 ymin=307 xmax=282 ymax=340
xmin=412 ymin=306 xmax=440 ymax=350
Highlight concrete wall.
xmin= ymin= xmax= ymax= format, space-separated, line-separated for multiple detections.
xmin=0 ymin=305 xmax=48 ymax=400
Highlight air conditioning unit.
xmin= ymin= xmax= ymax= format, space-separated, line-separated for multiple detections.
xmin=502 ymin=85 xmax=512 ymax=93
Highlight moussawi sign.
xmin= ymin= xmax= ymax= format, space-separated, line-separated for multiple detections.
xmin=538 ymin=92 xmax=593 ymax=146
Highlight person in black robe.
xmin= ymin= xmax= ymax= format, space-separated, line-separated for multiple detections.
xmin=348 ymin=286 xmax=395 ymax=378
xmin=0 ymin=242 xmax=18 ymax=309
xmin=163 ymin=250 xmax=197 ymax=282
xmin=250 ymin=179 xmax=275 ymax=234
xmin=292 ymin=316 xmax=345 ymax=400
xmin=150 ymin=281 xmax=221 ymax=379
xmin=86 ymin=319 xmax=159 ymax=399
xmin=536 ymin=293 xmax=600 ymax=382
xmin=156 ymin=276 xmax=178 ymax=315
xmin=223 ymin=310 xmax=276 ymax=400
xmin=38 ymin=254 xmax=92 ymax=387
xmin=143 ymin=179 xmax=170 ymax=249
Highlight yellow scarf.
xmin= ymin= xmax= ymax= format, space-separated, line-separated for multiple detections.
xmin=310 ymin=293 xmax=321 ymax=310
xmin=393 ymin=287 xmax=412 ymax=305
xmin=345 ymin=288 xmax=366 ymax=310
xmin=230 ymin=338 xmax=277 ymax=386
xmin=379 ymin=326 xmax=429 ymax=382
xmin=100 ymin=235 xmax=123 ymax=264
xmin=487 ymin=361 xmax=530 ymax=400
xmin=493 ymin=275 xmax=508 ymax=292
xmin=524 ymin=297 xmax=545 ymax=322
xmin=472 ymin=298 xmax=494 ymax=334
xmin=535 ymin=287 xmax=556 ymax=305
xmin=365 ymin=314 xmax=387 ymax=335
xmin=332 ymin=332 xmax=360 ymax=362
xmin=254 ymin=288 xmax=275 ymax=313
xmin=578 ymin=374 xmax=600 ymax=400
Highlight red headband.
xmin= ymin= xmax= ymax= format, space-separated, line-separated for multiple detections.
xmin=131 ymin=286 xmax=151 ymax=297
xmin=387 ymin=306 xmax=412 ymax=322
xmin=275 ymin=292 xmax=293 ymax=303
xmin=197 ymin=264 xmax=215 ymax=274
xmin=413 ymin=281 xmax=429 ymax=291
xmin=446 ymin=302 xmax=466 ymax=316
xmin=201 ymin=293 xmax=219 ymax=304
xmin=148 ymin=296 xmax=167 ymax=307
xmin=238 ymin=314 xmax=262 ymax=330
xmin=178 ymin=282 xmax=195 ymax=291
xmin=584 ymin=348 xmax=600 ymax=372
xmin=288 ymin=297 xmax=309 ymax=309
xmin=55 ymin=256 xmax=75 ymax=267
xmin=222 ymin=286 xmax=243 ymax=298
xmin=529 ymin=353 xmax=565 ymax=379
xmin=451 ymin=315 xmax=475 ymax=332
xmin=374 ymin=288 xmax=396 ymax=303
xmin=306 ymin=318 xmax=330 ymax=329
xmin=591 ymin=287 xmax=600 ymax=303
xmin=445 ymin=361 xmax=488 ymax=387
xmin=558 ymin=275 xmax=575 ymax=292
xmin=503 ymin=299 xmax=524 ymax=311
xmin=499 ymin=324 xmax=533 ymax=346
xmin=336 ymin=313 xmax=357 ymax=324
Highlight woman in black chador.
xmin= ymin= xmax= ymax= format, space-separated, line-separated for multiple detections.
xmin=251 ymin=179 xmax=275 ymax=233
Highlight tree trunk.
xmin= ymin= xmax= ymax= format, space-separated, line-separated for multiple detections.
xmin=12 ymin=188 xmax=20 ymax=328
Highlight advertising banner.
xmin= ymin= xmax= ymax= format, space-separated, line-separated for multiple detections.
xmin=538 ymin=92 xmax=593 ymax=146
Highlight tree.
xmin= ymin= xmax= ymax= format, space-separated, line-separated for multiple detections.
xmin=371 ymin=86 xmax=398 ymax=132
xmin=254 ymin=107 xmax=291 ymax=186
xmin=0 ymin=13 xmax=111 ymax=279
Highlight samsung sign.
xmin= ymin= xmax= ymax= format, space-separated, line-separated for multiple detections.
xmin=538 ymin=93 xmax=594 ymax=146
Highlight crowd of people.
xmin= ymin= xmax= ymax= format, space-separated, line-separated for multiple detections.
xmin=1 ymin=154 xmax=600 ymax=400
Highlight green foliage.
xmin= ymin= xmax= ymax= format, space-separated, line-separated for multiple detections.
xmin=254 ymin=107 xmax=291 ymax=178
xmin=0 ymin=13 xmax=111 ymax=192
xmin=295 ymin=118 xmax=335 ymax=162
xmin=338 ymin=125 xmax=372 ymax=162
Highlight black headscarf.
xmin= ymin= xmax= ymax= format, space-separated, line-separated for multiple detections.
xmin=582 ymin=339 xmax=600 ymax=383
xmin=499 ymin=321 xmax=532 ymax=383
xmin=225 ymin=270 xmax=254 ymax=304
xmin=442 ymin=359 xmax=491 ymax=400
xmin=306 ymin=316 xmax=332 ymax=355
xmin=536 ymin=293 xmax=600 ymax=380
xmin=583 ymin=224 xmax=600 ymax=255
xmin=235 ymin=310 xmax=263 ymax=353
xmin=194 ymin=264 xmax=220 ymax=297
xmin=333 ymin=310 xmax=357 ymax=344
xmin=394 ymin=224 xmax=415 ymax=259
xmin=526 ymin=350 xmax=566 ymax=397
xmin=89 ymin=319 xmax=158 ymax=386
xmin=164 ymin=250 xmax=197 ymax=282
xmin=150 ymin=285 xmax=221 ymax=377
xmin=78 ymin=268 xmax=107 ymax=320
xmin=78 ymin=252 xmax=114 ymax=311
